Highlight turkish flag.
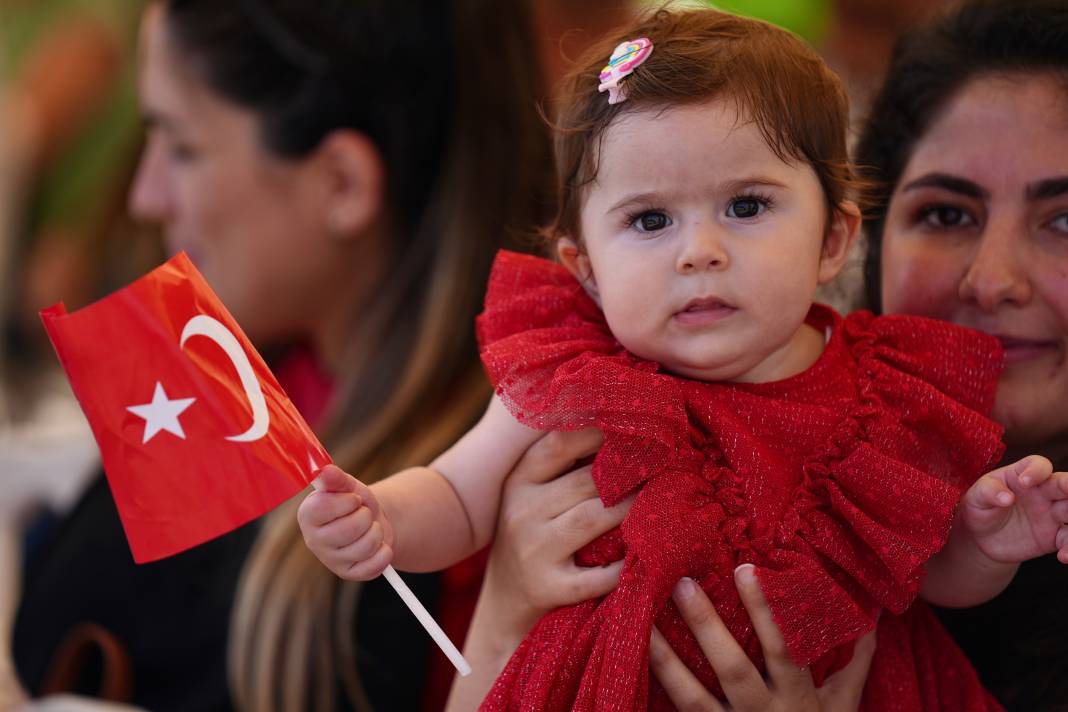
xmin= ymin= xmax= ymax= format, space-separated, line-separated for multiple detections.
xmin=41 ymin=252 xmax=331 ymax=562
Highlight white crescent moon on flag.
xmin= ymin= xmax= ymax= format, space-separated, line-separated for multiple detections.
xmin=180 ymin=315 xmax=269 ymax=442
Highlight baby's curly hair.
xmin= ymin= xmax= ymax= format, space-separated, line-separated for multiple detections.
xmin=547 ymin=7 xmax=859 ymax=244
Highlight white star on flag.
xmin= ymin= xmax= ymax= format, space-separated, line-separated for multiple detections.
xmin=127 ymin=381 xmax=196 ymax=444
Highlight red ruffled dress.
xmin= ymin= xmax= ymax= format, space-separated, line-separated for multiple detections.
xmin=475 ymin=252 xmax=1007 ymax=712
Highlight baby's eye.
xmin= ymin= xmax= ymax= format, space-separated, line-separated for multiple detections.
xmin=726 ymin=197 xmax=766 ymax=219
xmin=632 ymin=211 xmax=671 ymax=233
xmin=917 ymin=204 xmax=975 ymax=229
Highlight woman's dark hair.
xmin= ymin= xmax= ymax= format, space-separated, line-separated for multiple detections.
xmin=165 ymin=0 xmax=454 ymax=252
xmin=161 ymin=1 xmax=554 ymax=710
xmin=855 ymin=0 xmax=1068 ymax=312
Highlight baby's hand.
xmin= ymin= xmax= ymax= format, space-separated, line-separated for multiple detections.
xmin=961 ymin=455 xmax=1068 ymax=564
xmin=297 ymin=464 xmax=394 ymax=580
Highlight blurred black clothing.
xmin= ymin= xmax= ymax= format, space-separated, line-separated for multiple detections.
xmin=936 ymin=554 xmax=1068 ymax=712
xmin=14 ymin=472 xmax=440 ymax=711
xmin=14 ymin=473 xmax=256 ymax=710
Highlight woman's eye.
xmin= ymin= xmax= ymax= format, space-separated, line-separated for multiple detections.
xmin=170 ymin=143 xmax=199 ymax=163
xmin=726 ymin=197 xmax=764 ymax=219
xmin=918 ymin=204 xmax=974 ymax=229
xmin=1049 ymin=213 xmax=1068 ymax=234
xmin=633 ymin=211 xmax=671 ymax=232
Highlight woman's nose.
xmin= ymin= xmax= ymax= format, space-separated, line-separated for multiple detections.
xmin=676 ymin=224 xmax=728 ymax=273
xmin=128 ymin=137 xmax=173 ymax=224
xmin=958 ymin=215 xmax=1032 ymax=311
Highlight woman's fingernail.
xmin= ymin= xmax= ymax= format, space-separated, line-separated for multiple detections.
xmin=734 ymin=563 xmax=756 ymax=582
xmin=673 ymin=577 xmax=697 ymax=603
xmin=997 ymin=491 xmax=1013 ymax=505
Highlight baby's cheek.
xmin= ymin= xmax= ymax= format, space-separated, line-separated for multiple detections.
xmin=602 ymin=301 xmax=660 ymax=359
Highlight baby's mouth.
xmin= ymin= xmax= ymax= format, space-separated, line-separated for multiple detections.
xmin=674 ymin=297 xmax=737 ymax=325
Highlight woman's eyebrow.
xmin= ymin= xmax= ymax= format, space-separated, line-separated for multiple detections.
xmin=1026 ymin=176 xmax=1068 ymax=201
xmin=901 ymin=172 xmax=988 ymax=199
xmin=140 ymin=106 xmax=178 ymax=133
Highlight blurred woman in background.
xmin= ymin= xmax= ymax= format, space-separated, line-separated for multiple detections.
xmin=10 ymin=0 xmax=555 ymax=709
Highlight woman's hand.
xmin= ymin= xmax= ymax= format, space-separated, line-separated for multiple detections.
xmin=650 ymin=565 xmax=875 ymax=712
xmin=445 ymin=428 xmax=630 ymax=712
xmin=486 ymin=428 xmax=630 ymax=631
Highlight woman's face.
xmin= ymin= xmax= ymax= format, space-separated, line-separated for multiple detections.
xmin=881 ymin=74 xmax=1068 ymax=458
xmin=128 ymin=4 xmax=355 ymax=348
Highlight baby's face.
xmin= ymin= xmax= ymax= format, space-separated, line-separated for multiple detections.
xmin=569 ymin=98 xmax=843 ymax=383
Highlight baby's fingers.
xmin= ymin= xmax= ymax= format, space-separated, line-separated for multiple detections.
xmin=1037 ymin=470 xmax=1068 ymax=501
xmin=1057 ymin=525 xmax=1068 ymax=564
xmin=1005 ymin=455 xmax=1053 ymax=490
xmin=298 ymin=489 xmax=362 ymax=529
xmin=313 ymin=506 xmax=375 ymax=550
xmin=313 ymin=464 xmax=362 ymax=494
xmin=334 ymin=519 xmax=387 ymax=564
xmin=968 ymin=472 xmax=1014 ymax=510
xmin=1050 ymin=499 xmax=1068 ymax=524
xmin=345 ymin=540 xmax=394 ymax=580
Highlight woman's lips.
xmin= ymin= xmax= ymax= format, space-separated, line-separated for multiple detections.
xmin=673 ymin=297 xmax=737 ymax=326
xmin=996 ymin=335 xmax=1059 ymax=365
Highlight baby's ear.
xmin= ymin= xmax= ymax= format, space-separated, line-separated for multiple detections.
xmin=818 ymin=200 xmax=861 ymax=285
xmin=557 ymin=237 xmax=601 ymax=304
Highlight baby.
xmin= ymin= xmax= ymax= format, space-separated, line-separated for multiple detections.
xmin=299 ymin=9 xmax=1068 ymax=710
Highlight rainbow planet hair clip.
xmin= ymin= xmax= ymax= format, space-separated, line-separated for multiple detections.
xmin=598 ymin=37 xmax=653 ymax=105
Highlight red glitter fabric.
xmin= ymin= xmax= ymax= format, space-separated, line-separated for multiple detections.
xmin=475 ymin=251 xmax=1006 ymax=712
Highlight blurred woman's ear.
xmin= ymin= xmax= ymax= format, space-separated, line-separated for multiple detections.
xmin=313 ymin=129 xmax=385 ymax=239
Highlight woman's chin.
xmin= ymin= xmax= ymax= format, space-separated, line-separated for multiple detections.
xmin=995 ymin=393 xmax=1068 ymax=463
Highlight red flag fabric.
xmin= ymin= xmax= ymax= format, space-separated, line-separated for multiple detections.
xmin=41 ymin=252 xmax=331 ymax=563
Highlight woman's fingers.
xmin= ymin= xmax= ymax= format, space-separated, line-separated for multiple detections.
xmin=552 ymin=491 xmax=632 ymax=542
xmin=733 ymin=565 xmax=816 ymax=699
xmin=513 ymin=493 xmax=629 ymax=608
xmin=654 ymin=570 xmax=872 ymax=712
xmin=649 ymin=626 xmax=726 ymax=712
xmin=561 ymin=559 xmax=624 ymax=602
xmin=672 ymin=577 xmax=771 ymax=711
xmin=509 ymin=429 xmax=603 ymax=487
xmin=540 ymin=465 xmax=600 ymax=518
xmin=817 ymin=629 xmax=876 ymax=712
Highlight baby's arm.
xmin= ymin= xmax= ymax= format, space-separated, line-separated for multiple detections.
xmin=378 ymin=395 xmax=541 ymax=570
xmin=921 ymin=455 xmax=1068 ymax=608
xmin=298 ymin=394 xmax=541 ymax=580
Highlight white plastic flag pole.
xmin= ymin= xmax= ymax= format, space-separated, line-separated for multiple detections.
xmin=310 ymin=474 xmax=471 ymax=676
xmin=381 ymin=565 xmax=472 ymax=676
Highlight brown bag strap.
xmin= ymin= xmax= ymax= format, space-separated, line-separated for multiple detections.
xmin=40 ymin=622 xmax=133 ymax=702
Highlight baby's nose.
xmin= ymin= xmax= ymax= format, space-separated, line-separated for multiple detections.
xmin=676 ymin=226 xmax=728 ymax=273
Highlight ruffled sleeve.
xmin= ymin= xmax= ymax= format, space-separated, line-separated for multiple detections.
xmin=476 ymin=250 xmax=695 ymax=504
xmin=757 ymin=310 xmax=1005 ymax=670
